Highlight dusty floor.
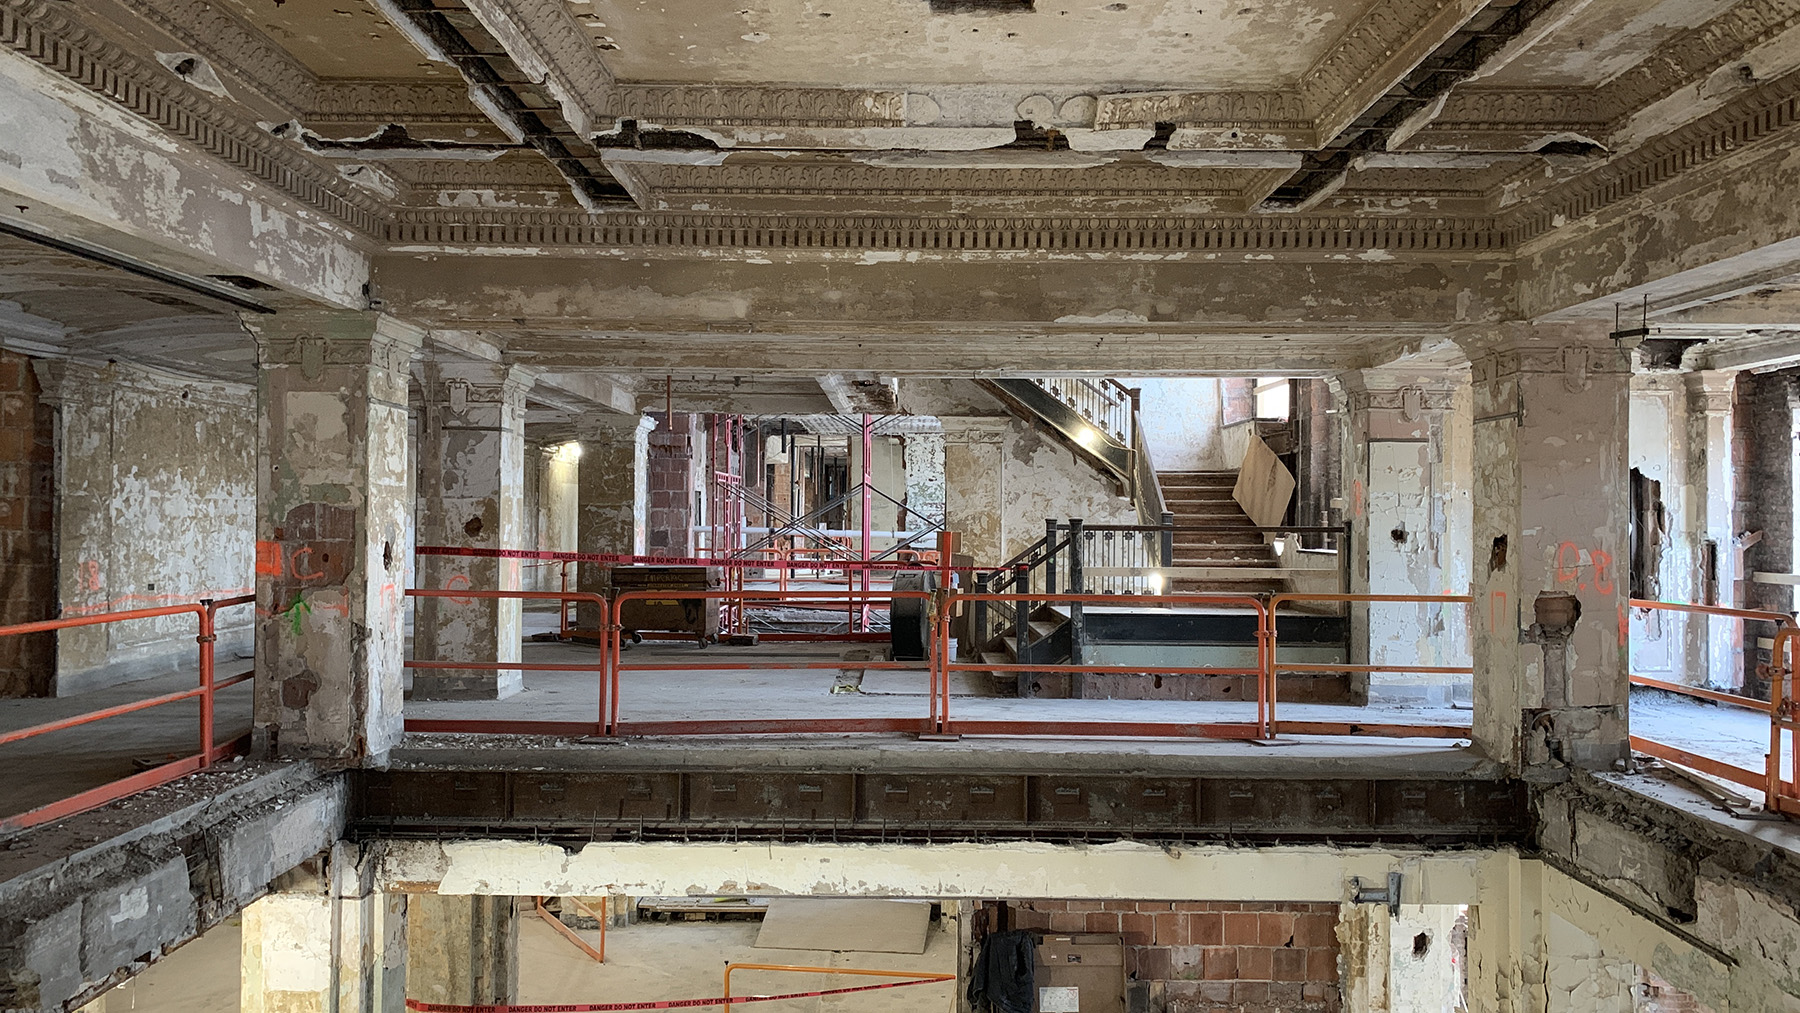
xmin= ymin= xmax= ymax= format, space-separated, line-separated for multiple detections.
xmin=1629 ymin=686 xmax=1788 ymax=790
xmin=79 ymin=907 xmax=958 ymax=1012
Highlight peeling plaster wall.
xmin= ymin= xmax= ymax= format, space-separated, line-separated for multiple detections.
xmin=529 ymin=442 xmax=580 ymax=592
xmin=1129 ymin=378 xmax=1229 ymax=473
xmin=1627 ymin=376 xmax=1698 ymax=683
xmin=33 ymin=359 xmax=254 ymax=696
xmin=900 ymin=432 xmax=945 ymax=532
xmin=0 ymin=49 xmax=368 ymax=307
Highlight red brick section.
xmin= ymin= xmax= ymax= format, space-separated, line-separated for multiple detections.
xmin=1010 ymin=900 xmax=1341 ymax=1013
xmin=1635 ymin=969 xmax=1716 ymax=1013
xmin=646 ymin=412 xmax=696 ymax=555
xmin=0 ymin=351 xmax=55 ymax=697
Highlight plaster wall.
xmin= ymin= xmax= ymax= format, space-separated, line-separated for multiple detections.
xmin=33 ymin=359 xmax=255 ymax=696
xmin=1627 ymin=377 xmax=1699 ymax=682
xmin=1128 ymin=378 xmax=1230 ymax=473
xmin=900 ymin=432 xmax=945 ymax=532
xmin=530 ymin=442 xmax=580 ymax=592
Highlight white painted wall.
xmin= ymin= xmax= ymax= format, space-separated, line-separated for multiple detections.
xmin=1126 ymin=378 xmax=1229 ymax=472
xmin=1628 ymin=378 xmax=1695 ymax=681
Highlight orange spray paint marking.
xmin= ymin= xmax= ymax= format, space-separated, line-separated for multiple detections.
xmin=1554 ymin=542 xmax=1582 ymax=584
xmin=1489 ymin=590 xmax=1508 ymax=634
xmin=1618 ymin=603 xmax=1628 ymax=648
xmin=255 ymin=541 xmax=284 ymax=577
xmin=290 ymin=546 xmax=326 ymax=581
xmin=1592 ymin=550 xmax=1615 ymax=595
xmin=444 ymin=573 xmax=474 ymax=607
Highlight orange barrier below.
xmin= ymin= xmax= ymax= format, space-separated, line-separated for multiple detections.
xmin=722 ymin=963 xmax=954 ymax=1013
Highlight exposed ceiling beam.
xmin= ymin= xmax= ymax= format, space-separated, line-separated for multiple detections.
xmin=1261 ymin=0 xmax=1584 ymax=211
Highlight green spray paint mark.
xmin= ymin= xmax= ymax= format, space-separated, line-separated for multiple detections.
xmin=286 ymin=597 xmax=312 ymax=636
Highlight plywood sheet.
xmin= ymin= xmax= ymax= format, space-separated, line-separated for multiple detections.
xmin=1234 ymin=431 xmax=1296 ymax=528
xmin=753 ymin=898 xmax=932 ymax=954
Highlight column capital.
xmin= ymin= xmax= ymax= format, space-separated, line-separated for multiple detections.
xmin=244 ymin=309 xmax=424 ymax=376
xmin=1333 ymin=366 xmax=1463 ymax=418
xmin=1454 ymin=322 xmax=1628 ymax=395
xmin=418 ymin=359 xmax=536 ymax=414
xmin=1683 ymin=369 xmax=1737 ymax=416
xmin=32 ymin=357 xmax=252 ymax=409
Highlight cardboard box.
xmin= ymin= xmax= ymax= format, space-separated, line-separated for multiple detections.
xmin=1035 ymin=934 xmax=1125 ymax=1013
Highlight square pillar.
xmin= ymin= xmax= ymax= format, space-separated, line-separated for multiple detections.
xmin=404 ymin=894 xmax=519 ymax=1007
xmin=1462 ymin=323 xmax=1630 ymax=774
xmin=574 ymin=414 xmax=651 ymax=629
xmin=248 ymin=311 xmax=420 ymax=762
xmin=412 ymin=361 xmax=532 ymax=700
xmin=240 ymin=843 xmax=407 ymax=1013
xmin=1684 ymin=370 xmax=1738 ymax=687
xmin=1335 ymin=368 xmax=1474 ymax=706
xmin=940 ymin=417 xmax=1011 ymax=565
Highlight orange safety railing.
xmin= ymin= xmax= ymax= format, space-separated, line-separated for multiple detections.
xmin=936 ymin=592 xmax=1272 ymax=739
xmin=607 ymin=589 xmax=940 ymax=736
xmin=0 ymin=594 xmax=256 ymax=833
xmin=1627 ymin=599 xmax=1800 ymax=815
xmin=721 ymin=963 xmax=954 ymax=1013
xmin=1266 ymin=593 xmax=1476 ymax=738
xmin=404 ymin=588 xmax=611 ymax=736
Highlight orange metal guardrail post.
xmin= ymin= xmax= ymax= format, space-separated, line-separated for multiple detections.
xmin=721 ymin=963 xmax=954 ymax=1013
xmin=1266 ymin=593 xmax=1477 ymax=739
xmin=198 ymin=597 xmax=217 ymax=768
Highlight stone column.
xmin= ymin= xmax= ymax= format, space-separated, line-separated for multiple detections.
xmin=1685 ymin=369 xmax=1738 ymax=688
xmin=405 ymin=894 xmax=519 ymax=1007
xmin=1335 ymin=368 xmax=1473 ymax=706
xmin=240 ymin=844 xmax=407 ymax=1013
xmin=575 ymin=413 xmax=651 ymax=628
xmin=940 ymin=417 xmax=1011 ymax=565
xmin=1461 ymin=322 xmax=1630 ymax=773
xmin=248 ymin=310 xmax=419 ymax=762
xmin=413 ymin=361 xmax=532 ymax=700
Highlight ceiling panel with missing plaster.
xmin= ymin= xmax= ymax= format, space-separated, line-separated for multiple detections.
xmin=563 ymin=0 xmax=1378 ymax=88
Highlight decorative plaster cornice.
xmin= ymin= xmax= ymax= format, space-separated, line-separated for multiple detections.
xmin=1507 ymin=67 xmax=1800 ymax=245
xmin=33 ymin=356 xmax=254 ymax=408
xmin=606 ymin=160 xmax=1274 ymax=203
xmin=384 ymin=208 xmax=1508 ymax=254
xmin=113 ymin=0 xmax=318 ymax=110
xmin=1594 ymin=0 xmax=1800 ymax=130
xmin=462 ymin=0 xmax=613 ymax=137
xmin=1302 ymin=0 xmax=1489 ymax=142
xmin=306 ymin=81 xmax=488 ymax=125
xmin=0 ymin=0 xmax=388 ymax=237
xmin=607 ymin=83 xmax=907 ymax=129
xmin=1091 ymin=91 xmax=1309 ymax=131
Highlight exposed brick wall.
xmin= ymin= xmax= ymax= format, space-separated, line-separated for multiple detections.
xmin=0 ymin=352 xmax=56 ymax=696
xmin=647 ymin=412 xmax=695 ymax=556
xmin=1635 ymin=969 xmax=1715 ymax=1013
xmin=1010 ymin=900 xmax=1341 ymax=1013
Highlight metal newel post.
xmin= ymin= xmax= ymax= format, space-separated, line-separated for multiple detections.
xmin=1044 ymin=519 xmax=1059 ymax=595
xmin=973 ymin=572 xmax=990 ymax=654
xmin=197 ymin=599 xmax=216 ymax=766
xmin=1067 ymin=520 xmax=1086 ymax=673
xmin=1014 ymin=561 xmax=1031 ymax=696
xmin=1160 ymin=511 xmax=1175 ymax=568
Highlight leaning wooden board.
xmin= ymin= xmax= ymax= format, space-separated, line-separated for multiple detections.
xmin=753 ymin=898 xmax=932 ymax=954
xmin=1234 ymin=431 xmax=1296 ymax=529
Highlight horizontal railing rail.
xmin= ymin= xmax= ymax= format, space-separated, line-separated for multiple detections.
xmin=0 ymin=593 xmax=256 ymax=833
xmin=1267 ymin=593 xmax=1476 ymax=739
xmin=1625 ymin=598 xmax=1799 ymax=814
xmin=404 ymin=588 xmax=611 ymax=736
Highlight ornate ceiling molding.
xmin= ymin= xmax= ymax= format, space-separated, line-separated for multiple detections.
xmin=605 ymin=83 xmax=906 ymax=129
xmin=1506 ymin=66 xmax=1800 ymax=246
xmin=1301 ymin=0 xmax=1490 ymax=143
xmin=383 ymin=209 xmax=1507 ymax=256
xmin=108 ymin=0 xmax=317 ymax=111
xmin=306 ymin=81 xmax=489 ymax=126
xmin=1595 ymin=0 xmax=1800 ymax=130
xmin=0 ymin=0 xmax=388 ymax=237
